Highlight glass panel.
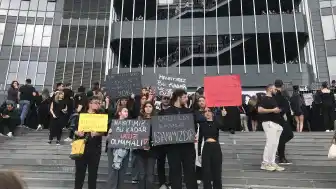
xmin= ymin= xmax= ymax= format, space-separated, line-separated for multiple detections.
xmin=0 ymin=0 xmax=10 ymax=9
xmin=37 ymin=11 xmax=46 ymax=17
xmin=46 ymin=11 xmax=54 ymax=18
xmin=16 ymin=24 xmax=26 ymax=35
xmin=23 ymin=25 xmax=35 ymax=46
xmin=18 ymin=61 xmax=29 ymax=84
xmin=37 ymin=62 xmax=47 ymax=73
xmin=28 ymin=10 xmax=37 ymax=17
xmin=43 ymin=26 xmax=52 ymax=36
xmin=14 ymin=36 xmax=24 ymax=46
xmin=33 ymin=25 xmax=43 ymax=46
xmin=0 ymin=10 xmax=8 ymax=15
xmin=19 ymin=10 xmax=28 ymax=17
xmin=41 ymin=36 xmax=51 ymax=47
xmin=27 ymin=61 xmax=38 ymax=82
xmin=322 ymin=16 xmax=336 ymax=40
xmin=0 ymin=23 xmax=5 ymax=34
xmin=7 ymin=73 xmax=17 ymax=84
xmin=35 ymin=74 xmax=45 ymax=85
xmin=47 ymin=2 xmax=56 ymax=11
xmin=9 ymin=0 xmax=21 ymax=9
xmin=0 ymin=34 xmax=3 ymax=45
xmin=9 ymin=61 xmax=19 ymax=72
xmin=38 ymin=0 xmax=48 ymax=11
xmin=20 ymin=1 xmax=30 ymax=10
xmin=29 ymin=0 xmax=39 ymax=10
xmin=320 ymin=1 xmax=331 ymax=9
xmin=8 ymin=10 xmax=19 ymax=16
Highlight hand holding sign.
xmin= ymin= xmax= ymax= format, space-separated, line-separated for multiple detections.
xmin=78 ymin=114 xmax=108 ymax=132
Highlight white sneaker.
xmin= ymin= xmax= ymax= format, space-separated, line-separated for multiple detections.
xmin=36 ymin=125 xmax=43 ymax=131
xmin=0 ymin=133 xmax=4 ymax=136
xmin=159 ymin=184 xmax=168 ymax=189
xmin=272 ymin=163 xmax=285 ymax=171
xmin=260 ymin=163 xmax=276 ymax=171
xmin=64 ymin=137 xmax=72 ymax=142
xmin=197 ymin=180 xmax=202 ymax=185
xmin=326 ymin=130 xmax=330 ymax=132
xmin=7 ymin=132 xmax=13 ymax=137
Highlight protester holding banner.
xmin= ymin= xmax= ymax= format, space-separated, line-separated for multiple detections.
xmin=161 ymin=89 xmax=198 ymax=189
xmin=105 ymin=107 xmax=130 ymax=189
xmin=133 ymin=101 xmax=156 ymax=189
xmin=73 ymin=96 xmax=106 ymax=189
xmin=198 ymin=106 xmax=227 ymax=189
xmin=48 ymin=91 xmax=67 ymax=145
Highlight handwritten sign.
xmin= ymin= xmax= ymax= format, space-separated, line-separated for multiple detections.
xmin=108 ymin=120 xmax=150 ymax=149
xmin=155 ymin=74 xmax=187 ymax=97
xmin=105 ymin=72 xmax=142 ymax=98
xmin=151 ymin=114 xmax=195 ymax=146
xmin=204 ymin=75 xmax=242 ymax=107
xmin=78 ymin=114 xmax=108 ymax=132
xmin=303 ymin=93 xmax=313 ymax=106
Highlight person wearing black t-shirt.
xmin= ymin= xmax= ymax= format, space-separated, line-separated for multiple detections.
xmin=74 ymin=96 xmax=104 ymax=189
xmin=48 ymin=91 xmax=67 ymax=145
xmin=257 ymin=84 xmax=285 ymax=172
xmin=18 ymin=79 xmax=36 ymax=126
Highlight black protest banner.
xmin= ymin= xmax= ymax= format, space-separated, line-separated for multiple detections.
xmin=108 ymin=119 xmax=150 ymax=149
xmin=105 ymin=72 xmax=142 ymax=98
xmin=156 ymin=74 xmax=187 ymax=97
xmin=151 ymin=114 xmax=195 ymax=146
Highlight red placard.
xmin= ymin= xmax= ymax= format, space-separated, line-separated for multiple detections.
xmin=204 ymin=75 xmax=242 ymax=107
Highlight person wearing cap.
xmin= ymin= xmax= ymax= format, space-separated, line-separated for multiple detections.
xmin=274 ymin=79 xmax=294 ymax=165
xmin=0 ymin=101 xmax=20 ymax=137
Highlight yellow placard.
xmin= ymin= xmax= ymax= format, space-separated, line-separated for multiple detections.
xmin=71 ymin=139 xmax=86 ymax=155
xmin=78 ymin=113 xmax=108 ymax=132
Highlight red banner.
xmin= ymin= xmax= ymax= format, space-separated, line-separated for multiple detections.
xmin=204 ymin=75 xmax=242 ymax=107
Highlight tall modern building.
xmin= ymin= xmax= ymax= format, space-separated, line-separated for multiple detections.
xmin=0 ymin=0 xmax=333 ymax=91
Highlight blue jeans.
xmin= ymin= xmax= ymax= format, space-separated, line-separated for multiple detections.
xmin=19 ymin=100 xmax=30 ymax=125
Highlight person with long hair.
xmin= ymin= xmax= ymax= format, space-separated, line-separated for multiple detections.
xmin=198 ymin=107 xmax=227 ymax=189
xmin=0 ymin=171 xmax=25 ymax=189
xmin=74 ymin=96 xmax=105 ymax=189
xmin=7 ymin=80 xmax=19 ymax=105
xmin=133 ymin=101 xmax=156 ymax=189
xmin=37 ymin=88 xmax=51 ymax=130
xmin=105 ymin=106 xmax=130 ymax=189
xmin=290 ymin=85 xmax=305 ymax=132
xmin=316 ymin=81 xmax=336 ymax=132
xmin=248 ymin=96 xmax=258 ymax=132
xmin=48 ymin=91 xmax=67 ymax=145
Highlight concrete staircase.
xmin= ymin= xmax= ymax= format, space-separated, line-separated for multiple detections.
xmin=0 ymin=130 xmax=336 ymax=189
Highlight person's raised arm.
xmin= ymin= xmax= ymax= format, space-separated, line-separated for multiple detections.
xmin=50 ymin=101 xmax=57 ymax=118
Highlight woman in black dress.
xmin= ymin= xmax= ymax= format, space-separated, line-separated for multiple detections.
xmin=290 ymin=86 xmax=305 ymax=132
xmin=48 ymin=91 xmax=67 ymax=145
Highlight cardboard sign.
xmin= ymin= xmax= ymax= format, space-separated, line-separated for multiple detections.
xmin=78 ymin=114 xmax=108 ymax=132
xmin=155 ymin=74 xmax=187 ymax=97
xmin=108 ymin=120 xmax=150 ymax=149
xmin=105 ymin=72 xmax=142 ymax=98
xmin=303 ymin=93 xmax=313 ymax=106
xmin=204 ymin=75 xmax=242 ymax=107
xmin=151 ymin=114 xmax=196 ymax=146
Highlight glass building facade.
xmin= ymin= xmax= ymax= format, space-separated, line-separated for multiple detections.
xmin=0 ymin=0 xmax=109 ymax=91
xmin=0 ymin=0 xmax=332 ymax=90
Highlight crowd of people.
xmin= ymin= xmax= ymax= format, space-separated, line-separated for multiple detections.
xmin=0 ymin=77 xmax=336 ymax=189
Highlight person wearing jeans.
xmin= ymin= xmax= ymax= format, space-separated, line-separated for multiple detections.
xmin=19 ymin=100 xmax=30 ymax=125
xmin=257 ymin=84 xmax=285 ymax=172
xmin=18 ymin=79 xmax=36 ymax=126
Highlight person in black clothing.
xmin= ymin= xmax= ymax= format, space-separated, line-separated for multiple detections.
xmin=198 ymin=107 xmax=227 ymax=189
xmin=74 ymin=96 xmax=105 ymax=189
xmin=63 ymin=83 xmax=74 ymax=124
xmin=290 ymin=85 xmax=305 ymax=132
xmin=156 ymin=95 xmax=171 ymax=189
xmin=162 ymin=89 xmax=197 ymax=189
xmin=0 ymin=101 xmax=20 ymax=137
xmin=316 ymin=82 xmax=335 ymax=131
xmin=134 ymin=101 xmax=156 ymax=189
xmin=18 ymin=79 xmax=36 ymax=126
xmin=37 ymin=89 xmax=51 ymax=130
xmin=7 ymin=81 xmax=19 ymax=105
xmin=48 ymin=91 xmax=67 ymax=145
xmin=274 ymin=79 xmax=294 ymax=165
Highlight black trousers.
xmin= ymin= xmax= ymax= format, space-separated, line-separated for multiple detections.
xmin=49 ymin=116 xmax=65 ymax=141
xmin=322 ymin=106 xmax=334 ymax=131
xmin=167 ymin=144 xmax=197 ymax=189
xmin=75 ymin=146 xmax=101 ymax=189
xmin=0 ymin=117 xmax=18 ymax=135
xmin=156 ymin=146 xmax=168 ymax=186
xmin=278 ymin=120 xmax=294 ymax=159
xmin=137 ymin=153 xmax=156 ymax=189
xmin=202 ymin=142 xmax=222 ymax=189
